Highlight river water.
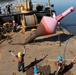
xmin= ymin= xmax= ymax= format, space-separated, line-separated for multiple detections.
xmin=0 ymin=0 xmax=76 ymax=35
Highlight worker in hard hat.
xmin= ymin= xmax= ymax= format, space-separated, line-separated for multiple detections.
xmin=34 ymin=67 xmax=43 ymax=75
xmin=55 ymin=55 xmax=76 ymax=75
xmin=54 ymin=55 xmax=64 ymax=75
xmin=10 ymin=46 xmax=26 ymax=72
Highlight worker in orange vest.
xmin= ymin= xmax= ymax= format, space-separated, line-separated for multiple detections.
xmin=9 ymin=46 xmax=26 ymax=72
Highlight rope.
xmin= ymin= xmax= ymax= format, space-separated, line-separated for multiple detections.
xmin=57 ymin=21 xmax=71 ymax=63
xmin=57 ymin=22 xmax=61 ymax=56
xmin=63 ymin=33 xmax=71 ymax=62
xmin=57 ymin=23 xmax=71 ymax=63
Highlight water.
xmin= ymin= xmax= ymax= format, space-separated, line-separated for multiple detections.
xmin=0 ymin=0 xmax=76 ymax=35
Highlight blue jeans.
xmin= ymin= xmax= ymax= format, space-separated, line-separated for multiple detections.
xmin=18 ymin=62 xmax=24 ymax=72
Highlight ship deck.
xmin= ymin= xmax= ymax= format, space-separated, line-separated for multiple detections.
xmin=0 ymin=30 xmax=76 ymax=75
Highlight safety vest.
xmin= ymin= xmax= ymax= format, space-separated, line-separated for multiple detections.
xmin=17 ymin=57 xmax=23 ymax=62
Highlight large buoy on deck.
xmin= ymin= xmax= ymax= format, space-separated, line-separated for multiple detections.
xmin=24 ymin=6 xmax=74 ymax=44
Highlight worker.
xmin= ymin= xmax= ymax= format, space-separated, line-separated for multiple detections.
xmin=55 ymin=56 xmax=64 ymax=75
xmin=34 ymin=67 xmax=43 ymax=75
xmin=12 ymin=20 xmax=17 ymax=32
xmin=10 ymin=4 xmax=14 ymax=14
xmin=5 ymin=3 xmax=11 ymax=14
xmin=35 ymin=2 xmax=43 ymax=11
xmin=55 ymin=55 xmax=76 ymax=75
xmin=10 ymin=46 xmax=26 ymax=72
